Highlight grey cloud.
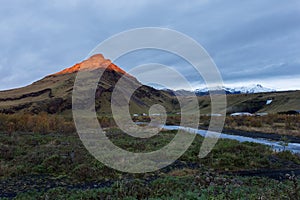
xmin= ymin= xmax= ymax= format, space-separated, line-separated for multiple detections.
xmin=0 ymin=0 xmax=299 ymax=90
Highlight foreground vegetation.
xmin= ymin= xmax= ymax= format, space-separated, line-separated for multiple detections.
xmin=0 ymin=113 xmax=300 ymax=199
xmin=224 ymin=114 xmax=300 ymax=137
xmin=1 ymin=113 xmax=299 ymax=136
xmin=5 ymin=174 xmax=300 ymax=200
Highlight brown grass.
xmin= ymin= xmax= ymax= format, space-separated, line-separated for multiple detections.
xmin=224 ymin=114 xmax=300 ymax=136
xmin=0 ymin=113 xmax=75 ymax=134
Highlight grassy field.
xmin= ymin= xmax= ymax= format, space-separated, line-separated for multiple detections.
xmin=195 ymin=90 xmax=300 ymax=114
xmin=1 ymin=113 xmax=300 ymax=199
xmin=5 ymin=175 xmax=300 ymax=199
xmin=136 ymin=113 xmax=300 ymax=137
xmin=210 ymin=114 xmax=300 ymax=137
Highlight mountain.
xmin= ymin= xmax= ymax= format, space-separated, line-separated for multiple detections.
xmin=0 ymin=54 xmax=178 ymax=115
xmin=53 ymin=54 xmax=130 ymax=77
xmin=194 ymin=84 xmax=275 ymax=96
xmin=163 ymin=89 xmax=195 ymax=96
xmin=233 ymin=84 xmax=275 ymax=94
xmin=163 ymin=84 xmax=276 ymax=97
xmin=0 ymin=55 xmax=298 ymax=116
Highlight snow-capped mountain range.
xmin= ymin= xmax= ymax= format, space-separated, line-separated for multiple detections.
xmin=163 ymin=84 xmax=276 ymax=96
xmin=194 ymin=84 xmax=275 ymax=95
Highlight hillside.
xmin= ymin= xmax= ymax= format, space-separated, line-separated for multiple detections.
xmin=0 ymin=54 xmax=299 ymax=116
xmin=0 ymin=54 xmax=178 ymax=115
xmin=195 ymin=90 xmax=300 ymax=114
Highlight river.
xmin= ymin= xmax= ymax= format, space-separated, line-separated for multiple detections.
xmin=151 ymin=124 xmax=300 ymax=153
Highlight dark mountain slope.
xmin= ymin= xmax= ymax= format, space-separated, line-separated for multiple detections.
xmin=0 ymin=54 xmax=178 ymax=115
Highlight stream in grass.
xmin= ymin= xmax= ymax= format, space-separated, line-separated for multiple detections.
xmin=162 ymin=125 xmax=300 ymax=153
xmin=136 ymin=123 xmax=300 ymax=153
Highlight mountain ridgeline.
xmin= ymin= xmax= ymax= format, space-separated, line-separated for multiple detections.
xmin=0 ymin=54 xmax=178 ymax=115
xmin=0 ymin=54 xmax=299 ymax=115
xmin=164 ymin=84 xmax=276 ymax=96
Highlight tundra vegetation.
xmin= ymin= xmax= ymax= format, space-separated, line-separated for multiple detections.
xmin=0 ymin=113 xmax=300 ymax=199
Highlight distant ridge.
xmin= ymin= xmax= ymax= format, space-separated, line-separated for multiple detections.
xmin=163 ymin=84 xmax=276 ymax=96
xmin=194 ymin=84 xmax=276 ymax=96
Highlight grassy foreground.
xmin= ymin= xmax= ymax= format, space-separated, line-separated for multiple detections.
xmin=1 ymin=132 xmax=300 ymax=198
xmin=6 ymin=175 xmax=300 ymax=199
xmin=0 ymin=113 xmax=300 ymax=199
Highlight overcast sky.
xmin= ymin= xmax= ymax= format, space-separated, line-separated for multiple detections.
xmin=0 ymin=0 xmax=299 ymax=91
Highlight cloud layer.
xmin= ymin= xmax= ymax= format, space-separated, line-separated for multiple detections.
xmin=0 ymin=0 xmax=299 ymax=90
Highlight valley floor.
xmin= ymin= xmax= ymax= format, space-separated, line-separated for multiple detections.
xmin=1 ymin=127 xmax=300 ymax=199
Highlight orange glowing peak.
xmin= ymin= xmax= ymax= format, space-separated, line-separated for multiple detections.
xmin=53 ymin=54 xmax=128 ymax=76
